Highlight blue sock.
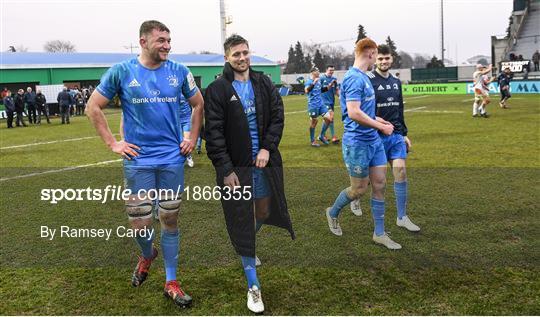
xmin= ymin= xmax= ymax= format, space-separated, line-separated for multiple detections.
xmin=309 ymin=127 xmax=315 ymax=142
xmin=255 ymin=220 xmax=263 ymax=233
xmin=320 ymin=123 xmax=328 ymax=138
xmin=329 ymin=189 xmax=353 ymax=218
xmin=329 ymin=121 xmax=335 ymax=137
xmin=394 ymin=181 xmax=408 ymax=220
xmin=371 ymin=198 xmax=385 ymax=236
xmin=161 ymin=229 xmax=180 ymax=282
xmin=196 ymin=136 xmax=202 ymax=150
xmin=241 ymin=256 xmax=260 ymax=289
xmin=135 ymin=228 xmax=155 ymax=259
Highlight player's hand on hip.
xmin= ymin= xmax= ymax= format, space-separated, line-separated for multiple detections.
xmin=224 ymin=171 xmax=240 ymax=188
xmin=255 ymin=149 xmax=269 ymax=168
xmin=110 ymin=140 xmax=140 ymax=160
xmin=404 ymin=136 xmax=412 ymax=151
xmin=179 ymin=138 xmax=194 ymax=155
xmin=379 ymin=122 xmax=394 ymax=136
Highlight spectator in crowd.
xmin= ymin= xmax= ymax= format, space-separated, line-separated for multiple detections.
xmin=57 ymin=86 xmax=73 ymax=124
xmin=15 ymin=89 xmax=27 ymax=127
xmin=82 ymin=87 xmax=91 ymax=102
xmin=532 ymin=50 xmax=539 ymax=71
xmin=3 ymin=90 xmax=15 ymax=128
xmin=67 ymin=88 xmax=76 ymax=116
xmin=75 ymin=93 xmax=86 ymax=116
xmin=509 ymin=53 xmax=516 ymax=61
xmin=24 ymin=87 xmax=37 ymax=124
xmin=517 ymin=54 xmax=524 ymax=61
xmin=36 ymin=89 xmax=50 ymax=124
xmin=1 ymin=87 xmax=8 ymax=99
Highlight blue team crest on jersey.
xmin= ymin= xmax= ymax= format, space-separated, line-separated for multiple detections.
xmin=149 ymin=89 xmax=160 ymax=96
xmin=167 ymin=75 xmax=179 ymax=87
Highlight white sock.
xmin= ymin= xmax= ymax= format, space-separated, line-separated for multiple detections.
xmin=480 ymin=105 xmax=485 ymax=114
xmin=473 ymin=103 xmax=478 ymax=115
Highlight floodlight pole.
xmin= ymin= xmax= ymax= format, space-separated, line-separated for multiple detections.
xmin=440 ymin=0 xmax=445 ymax=66
xmin=219 ymin=0 xmax=233 ymax=51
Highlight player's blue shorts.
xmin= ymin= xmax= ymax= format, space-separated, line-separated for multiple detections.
xmin=180 ymin=115 xmax=191 ymax=133
xmin=323 ymin=102 xmax=335 ymax=112
xmin=308 ymin=104 xmax=330 ymax=118
xmin=342 ymin=140 xmax=387 ymax=178
xmin=380 ymin=133 xmax=407 ymax=161
xmin=124 ymin=163 xmax=184 ymax=195
xmin=252 ymin=168 xmax=271 ymax=199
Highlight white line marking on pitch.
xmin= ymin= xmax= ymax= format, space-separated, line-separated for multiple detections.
xmin=413 ymin=110 xmax=464 ymax=114
xmin=0 ymin=159 xmax=123 ymax=182
xmin=0 ymin=134 xmax=120 ymax=150
xmin=405 ymin=106 xmax=427 ymax=112
xmin=406 ymin=95 xmax=430 ymax=100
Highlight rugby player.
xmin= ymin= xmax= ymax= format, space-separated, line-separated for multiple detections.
xmin=319 ymin=65 xmax=340 ymax=144
xmin=361 ymin=44 xmax=420 ymax=232
xmin=497 ymin=67 xmax=513 ymax=109
xmin=325 ymin=38 xmax=401 ymax=250
xmin=472 ymin=64 xmax=494 ymax=118
xmin=205 ymin=34 xmax=294 ymax=314
xmin=305 ymin=67 xmax=334 ymax=147
xmin=86 ymin=20 xmax=204 ymax=308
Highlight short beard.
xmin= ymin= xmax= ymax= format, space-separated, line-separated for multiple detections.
xmin=231 ymin=63 xmax=249 ymax=74
xmin=151 ymin=50 xmax=167 ymax=63
xmin=377 ymin=65 xmax=390 ymax=73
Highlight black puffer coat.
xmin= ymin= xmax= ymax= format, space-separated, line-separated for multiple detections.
xmin=204 ymin=62 xmax=295 ymax=257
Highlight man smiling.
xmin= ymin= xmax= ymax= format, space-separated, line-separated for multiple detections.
xmin=204 ymin=34 xmax=294 ymax=314
xmin=86 ymin=20 xmax=203 ymax=308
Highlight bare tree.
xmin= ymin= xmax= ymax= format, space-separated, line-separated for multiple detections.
xmin=413 ymin=54 xmax=430 ymax=68
xmin=44 ymin=40 xmax=76 ymax=53
xmin=7 ymin=45 xmax=29 ymax=52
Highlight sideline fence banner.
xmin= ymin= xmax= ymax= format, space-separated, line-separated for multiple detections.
xmin=402 ymin=83 xmax=467 ymax=95
xmin=402 ymin=81 xmax=540 ymax=95
xmin=466 ymin=81 xmax=540 ymax=94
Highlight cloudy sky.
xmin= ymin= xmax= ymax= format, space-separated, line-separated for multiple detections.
xmin=1 ymin=0 xmax=511 ymax=64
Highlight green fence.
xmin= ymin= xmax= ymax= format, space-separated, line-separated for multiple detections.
xmin=411 ymin=67 xmax=458 ymax=82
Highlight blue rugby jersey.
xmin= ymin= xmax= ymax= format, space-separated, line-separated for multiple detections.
xmin=97 ymin=58 xmax=198 ymax=165
xmin=305 ymin=78 xmax=323 ymax=109
xmin=340 ymin=67 xmax=379 ymax=145
xmin=320 ymin=73 xmax=338 ymax=106
xmin=232 ymin=79 xmax=259 ymax=160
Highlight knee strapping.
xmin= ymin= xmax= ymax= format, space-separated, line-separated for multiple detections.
xmin=158 ymin=199 xmax=181 ymax=214
xmin=126 ymin=199 xmax=153 ymax=219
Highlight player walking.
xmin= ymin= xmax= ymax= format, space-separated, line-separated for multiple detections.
xmin=86 ymin=20 xmax=204 ymax=308
xmin=325 ymin=38 xmax=400 ymax=250
xmin=357 ymin=44 xmax=420 ymax=233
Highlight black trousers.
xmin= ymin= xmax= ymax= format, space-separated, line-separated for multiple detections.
xmin=6 ymin=110 xmax=14 ymax=128
xmin=27 ymin=104 xmax=37 ymax=123
xmin=61 ymin=104 xmax=70 ymax=123
xmin=37 ymin=105 xmax=50 ymax=123
xmin=501 ymin=87 xmax=511 ymax=101
xmin=15 ymin=110 xmax=27 ymax=126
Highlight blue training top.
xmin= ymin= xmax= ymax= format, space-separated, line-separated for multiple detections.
xmin=304 ymin=78 xmax=323 ymax=109
xmin=340 ymin=67 xmax=379 ymax=145
xmin=320 ymin=74 xmax=338 ymax=106
xmin=97 ymin=58 xmax=198 ymax=165
xmin=232 ymin=79 xmax=259 ymax=160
